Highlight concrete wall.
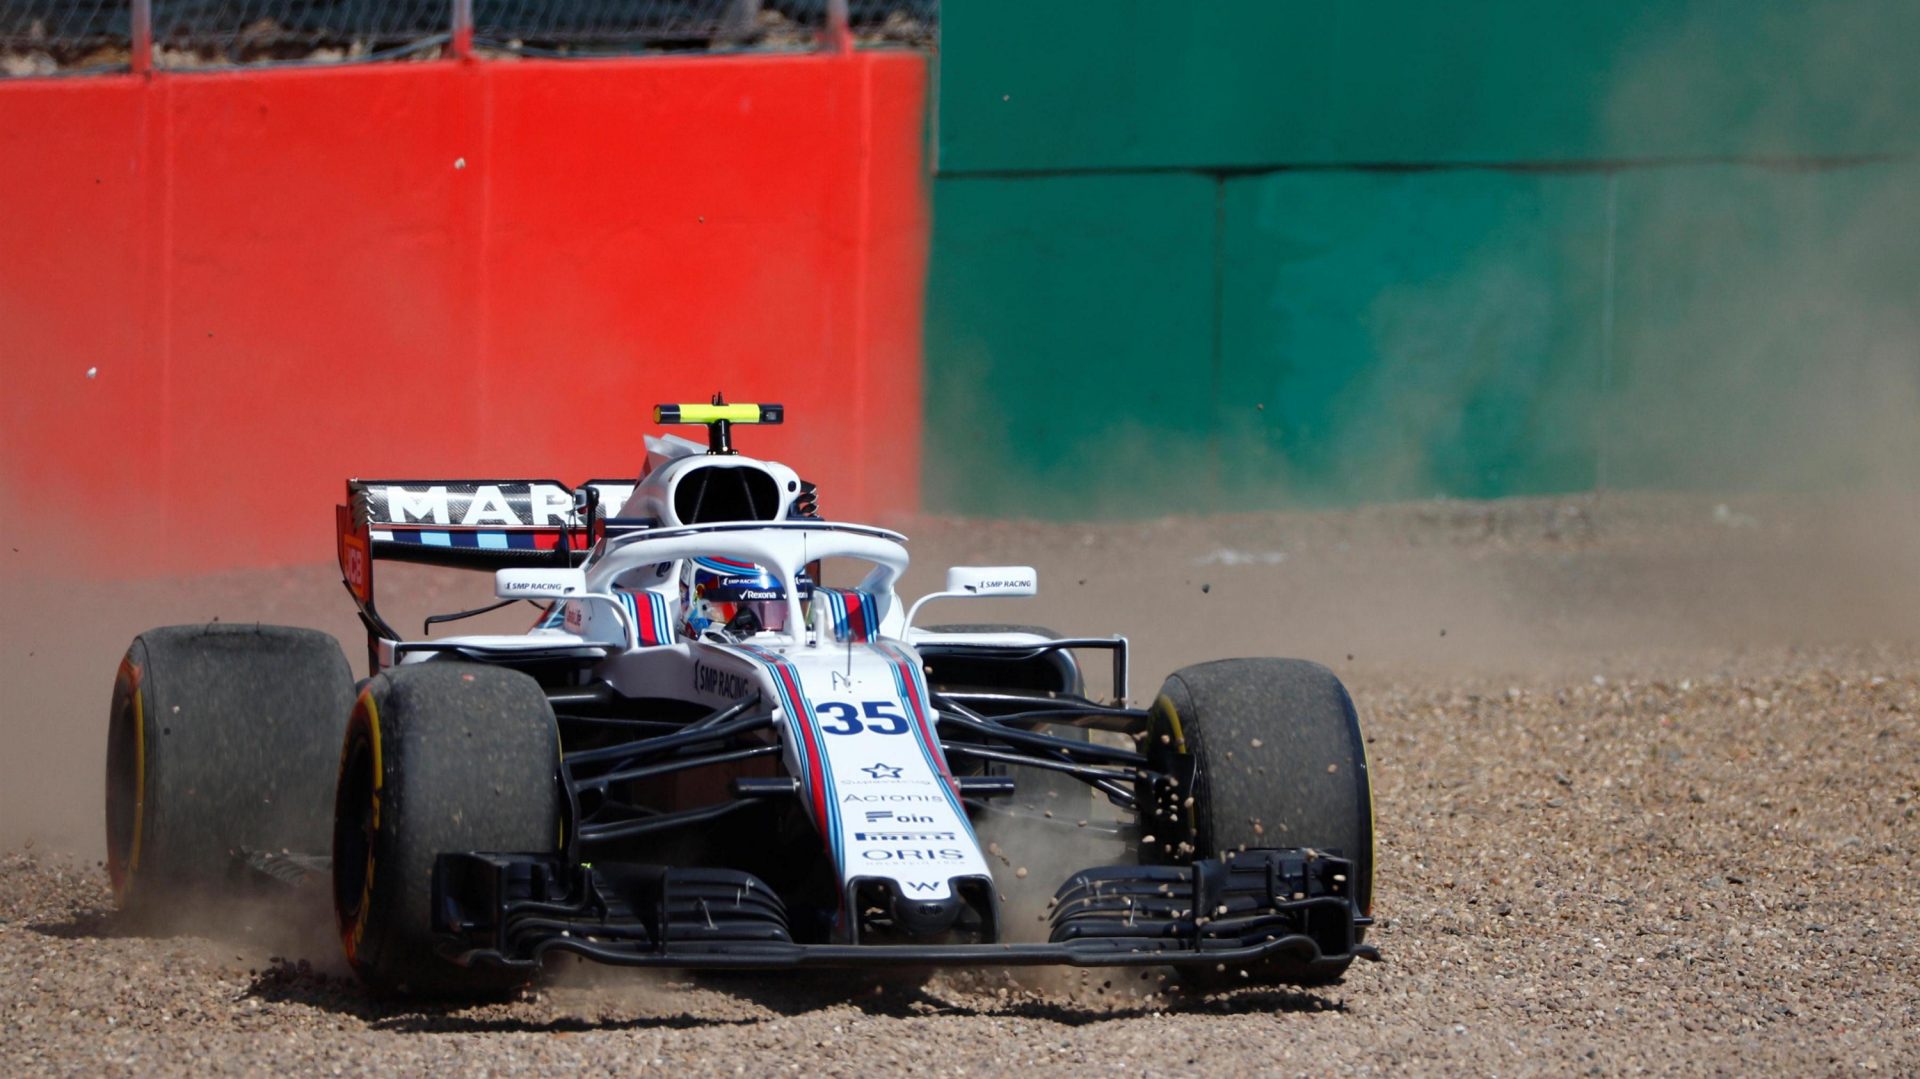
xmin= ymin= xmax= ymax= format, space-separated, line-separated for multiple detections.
xmin=0 ymin=50 xmax=930 ymax=574
xmin=924 ymin=2 xmax=1920 ymax=516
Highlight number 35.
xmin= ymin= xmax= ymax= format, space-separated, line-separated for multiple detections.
xmin=815 ymin=700 xmax=910 ymax=736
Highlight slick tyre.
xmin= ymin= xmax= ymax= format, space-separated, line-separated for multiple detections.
xmin=1145 ymin=658 xmax=1373 ymax=986
xmin=106 ymin=624 xmax=354 ymax=918
xmin=333 ymin=663 xmax=563 ymax=997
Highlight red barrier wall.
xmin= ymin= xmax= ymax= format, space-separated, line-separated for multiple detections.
xmin=0 ymin=51 xmax=928 ymax=575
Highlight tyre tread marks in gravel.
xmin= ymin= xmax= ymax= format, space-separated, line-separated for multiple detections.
xmin=1156 ymin=658 xmax=1375 ymax=917
xmin=333 ymin=662 xmax=561 ymax=997
xmin=107 ymin=624 xmax=354 ymax=913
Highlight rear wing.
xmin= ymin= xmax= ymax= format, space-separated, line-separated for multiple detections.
xmin=344 ymin=479 xmax=638 ymax=567
xmin=336 ymin=478 xmax=636 ymax=662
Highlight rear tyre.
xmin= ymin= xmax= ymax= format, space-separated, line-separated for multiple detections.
xmin=1144 ymin=658 xmax=1373 ymax=987
xmin=333 ymin=663 xmax=563 ymax=997
xmin=106 ymin=624 xmax=354 ymax=917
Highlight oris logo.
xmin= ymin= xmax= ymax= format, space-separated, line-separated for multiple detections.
xmin=859 ymin=848 xmax=966 ymax=862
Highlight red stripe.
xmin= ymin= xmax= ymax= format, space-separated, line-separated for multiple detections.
xmin=635 ymin=595 xmax=660 ymax=646
xmin=738 ymin=645 xmax=844 ymax=932
xmin=882 ymin=643 xmax=959 ymax=795
xmin=769 ymin=657 xmax=832 ymax=837
xmin=841 ymin=591 xmax=868 ymax=642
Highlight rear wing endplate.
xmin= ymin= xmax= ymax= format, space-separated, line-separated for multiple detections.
xmin=336 ymin=478 xmax=636 ymax=666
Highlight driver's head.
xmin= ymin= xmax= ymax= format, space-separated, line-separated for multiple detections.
xmin=680 ymin=557 xmax=809 ymax=638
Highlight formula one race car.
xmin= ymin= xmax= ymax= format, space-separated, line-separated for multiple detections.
xmin=106 ymin=399 xmax=1376 ymax=995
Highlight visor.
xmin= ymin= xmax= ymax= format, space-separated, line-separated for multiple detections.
xmin=694 ymin=566 xmax=811 ymax=636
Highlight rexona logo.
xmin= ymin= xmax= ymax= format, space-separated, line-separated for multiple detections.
xmin=860 ymin=848 xmax=967 ymax=861
xmin=693 ymin=662 xmax=752 ymax=700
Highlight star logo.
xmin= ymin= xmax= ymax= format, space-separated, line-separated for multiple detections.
xmin=860 ymin=763 xmax=903 ymax=780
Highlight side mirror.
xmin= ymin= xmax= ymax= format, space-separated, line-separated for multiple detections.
xmin=945 ymin=565 xmax=1037 ymax=597
xmin=495 ymin=567 xmax=588 ymax=600
xmin=905 ymin=565 xmax=1038 ymax=629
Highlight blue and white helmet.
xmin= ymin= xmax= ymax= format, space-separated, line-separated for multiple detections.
xmin=680 ymin=557 xmax=811 ymax=637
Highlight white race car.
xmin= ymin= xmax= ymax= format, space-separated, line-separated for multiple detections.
xmin=106 ymin=398 xmax=1376 ymax=995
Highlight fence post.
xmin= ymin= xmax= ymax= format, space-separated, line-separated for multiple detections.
xmin=451 ymin=0 xmax=474 ymax=60
xmin=130 ymin=0 xmax=152 ymax=74
xmin=718 ymin=0 xmax=761 ymax=46
xmin=823 ymin=0 xmax=852 ymax=53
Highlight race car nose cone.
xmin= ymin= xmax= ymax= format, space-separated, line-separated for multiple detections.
xmin=890 ymin=891 xmax=964 ymax=937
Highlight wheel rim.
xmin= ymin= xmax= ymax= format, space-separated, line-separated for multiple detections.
xmin=104 ymin=659 xmax=144 ymax=902
xmin=333 ymin=722 xmax=377 ymax=957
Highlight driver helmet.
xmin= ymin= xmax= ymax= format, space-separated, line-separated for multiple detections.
xmin=680 ymin=557 xmax=811 ymax=638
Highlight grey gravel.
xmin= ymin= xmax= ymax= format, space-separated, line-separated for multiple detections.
xmin=4 ymin=493 xmax=1919 ymax=1075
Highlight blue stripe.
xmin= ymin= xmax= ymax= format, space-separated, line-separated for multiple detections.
xmin=735 ymin=644 xmax=841 ymax=867
xmin=825 ymin=590 xmax=874 ymax=643
xmin=873 ymin=642 xmax=978 ymax=845
xmin=653 ymin=594 xmax=674 ymax=644
xmin=380 ymin=528 xmax=549 ymax=548
xmin=695 ymin=556 xmax=761 ymax=574
xmin=599 ymin=591 xmax=676 ymax=647
xmin=820 ymin=590 xmax=878 ymax=643
xmin=618 ymin=592 xmax=640 ymax=644
xmin=823 ymin=590 xmax=846 ymax=639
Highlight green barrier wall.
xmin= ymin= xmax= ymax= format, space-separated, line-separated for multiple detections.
xmin=926 ymin=2 xmax=1920 ymax=516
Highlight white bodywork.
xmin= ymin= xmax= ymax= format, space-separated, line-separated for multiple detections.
xmin=402 ymin=499 xmax=1025 ymax=910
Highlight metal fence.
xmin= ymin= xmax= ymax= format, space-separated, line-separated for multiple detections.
xmin=1 ymin=0 xmax=934 ymax=74
xmin=153 ymin=0 xmax=451 ymax=64
xmin=1 ymin=1 xmax=130 ymax=74
xmin=474 ymin=1 xmax=772 ymax=54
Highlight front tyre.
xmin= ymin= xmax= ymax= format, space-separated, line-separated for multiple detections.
xmin=1143 ymin=658 xmax=1374 ymax=986
xmin=333 ymin=663 xmax=563 ymax=997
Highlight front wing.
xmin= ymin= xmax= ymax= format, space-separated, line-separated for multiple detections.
xmin=432 ymin=847 xmax=1375 ymax=980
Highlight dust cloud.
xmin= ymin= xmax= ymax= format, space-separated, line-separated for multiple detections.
xmin=7 ymin=487 xmax=1920 ymax=873
xmin=4 ymin=11 xmax=1916 ymax=1000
